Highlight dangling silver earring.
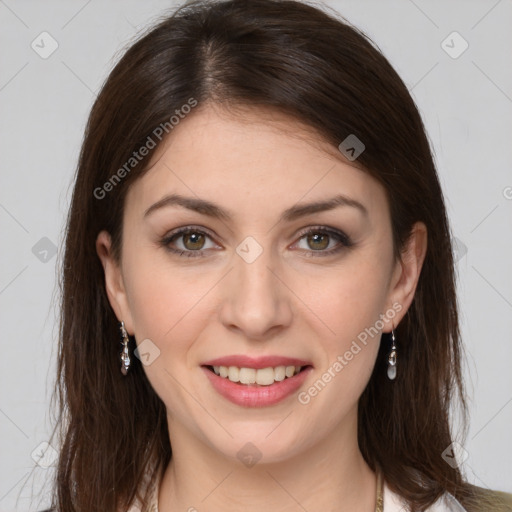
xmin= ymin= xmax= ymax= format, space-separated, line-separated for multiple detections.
xmin=120 ymin=321 xmax=131 ymax=376
xmin=387 ymin=328 xmax=397 ymax=381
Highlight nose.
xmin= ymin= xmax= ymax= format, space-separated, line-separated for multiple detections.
xmin=218 ymin=246 xmax=293 ymax=340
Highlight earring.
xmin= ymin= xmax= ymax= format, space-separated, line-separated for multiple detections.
xmin=387 ymin=328 xmax=397 ymax=381
xmin=120 ymin=321 xmax=131 ymax=376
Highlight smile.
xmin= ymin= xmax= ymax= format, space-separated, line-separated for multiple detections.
xmin=201 ymin=357 xmax=313 ymax=407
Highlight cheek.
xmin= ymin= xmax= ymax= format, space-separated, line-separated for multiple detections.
xmin=122 ymin=252 xmax=220 ymax=358
xmin=293 ymin=258 xmax=391 ymax=345
xmin=293 ymin=267 xmax=387 ymax=417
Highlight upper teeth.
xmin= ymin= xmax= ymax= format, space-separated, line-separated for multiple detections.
xmin=213 ymin=365 xmax=302 ymax=386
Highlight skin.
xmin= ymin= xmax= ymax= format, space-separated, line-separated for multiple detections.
xmin=96 ymin=103 xmax=427 ymax=512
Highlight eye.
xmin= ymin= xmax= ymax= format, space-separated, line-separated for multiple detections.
xmin=292 ymin=226 xmax=352 ymax=256
xmin=161 ymin=227 xmax=220 ymax=257
xmin=179 ymin=231 xmax=207 ymax=250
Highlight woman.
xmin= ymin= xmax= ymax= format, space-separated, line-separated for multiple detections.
xmin=46 ymin=0 xmax=512 ymax=510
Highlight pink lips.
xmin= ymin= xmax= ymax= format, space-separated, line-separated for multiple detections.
xmin=201 ymin=354 xmax=313 ymax=408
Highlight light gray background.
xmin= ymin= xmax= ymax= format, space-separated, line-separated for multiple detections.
xmin=0 ymin=0 xmax=511 ymax=510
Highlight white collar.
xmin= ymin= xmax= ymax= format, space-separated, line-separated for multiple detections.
xmin=383 ymin=481 xmax=467 ymax=512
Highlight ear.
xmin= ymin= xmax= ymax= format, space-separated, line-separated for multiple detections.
xmin=384 ymin=221 xmax=428 ymax=331
xmin=96 ymin=230 xmax=135 ymax=335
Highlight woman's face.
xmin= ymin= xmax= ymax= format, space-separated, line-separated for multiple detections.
xmin=97 ymin=103 xmax=424 ymax=464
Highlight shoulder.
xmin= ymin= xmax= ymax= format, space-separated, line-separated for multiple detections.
xmin=461 ymin=484 xmax=512 ymax=512
xmin=384 ymin=481 xmax=512 ymax=512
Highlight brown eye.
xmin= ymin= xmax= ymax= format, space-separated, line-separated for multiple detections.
xmin=182 ymin=232 xmax=206 ymax=250
xmin=292 ymin=226 xmax=353 ymax=257
xmin=306 ymin=232 xmax=330 ymax=250
xmin=161 ymin=227 xmax=220 ymax=257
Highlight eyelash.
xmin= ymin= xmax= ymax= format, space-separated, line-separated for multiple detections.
xmin=160 ymin=225 xmax=353 ymax=258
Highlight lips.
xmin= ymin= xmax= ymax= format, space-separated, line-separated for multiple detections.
xmin=200 ymin=355 xmax=314 ymax=407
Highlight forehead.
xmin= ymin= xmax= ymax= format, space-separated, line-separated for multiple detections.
xmin=124 ymin=103 xmax=386 ymax=221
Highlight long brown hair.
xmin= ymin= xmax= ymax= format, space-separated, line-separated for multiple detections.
xmin=49 ymin=0 xmax=488 ymax=510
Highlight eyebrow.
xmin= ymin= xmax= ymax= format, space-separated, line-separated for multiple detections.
xmin=143 ymin=193 xmax=368 ymax=222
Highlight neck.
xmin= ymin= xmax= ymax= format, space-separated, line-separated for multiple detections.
xmin=158 ymin=410 xmax=377 ymax=512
